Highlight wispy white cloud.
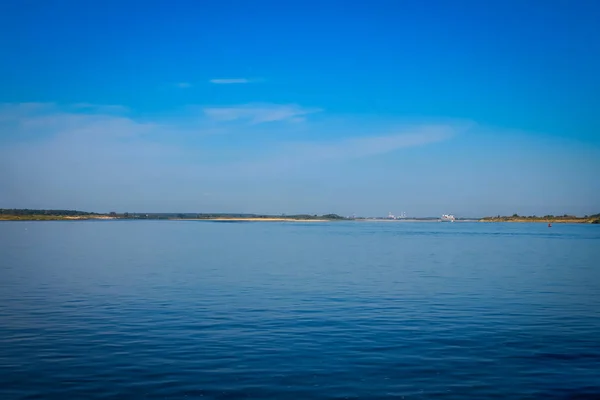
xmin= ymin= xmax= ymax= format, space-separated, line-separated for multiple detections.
xmin=226 ymin=125 xmax=461 ymax=177
xmin=0 ymin=102 xmax=475 ymax=211
xmin=204 ymin=103 xmax=322 ymax=124
xmin=209 ymin=78 xmax=255 ymax=84
xmin=0 ymin=103 xmax=129 ymax=123
xmin=290 ymin=126 xmax=457 ymax=161
xmin=176 ymin=82 xmax=192 ymax=88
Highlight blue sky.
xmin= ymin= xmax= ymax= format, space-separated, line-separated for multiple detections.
xmin=1 ymin=0 xmax=599 ymax=216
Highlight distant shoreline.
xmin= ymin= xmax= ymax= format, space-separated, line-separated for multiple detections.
xmin=0 ymin=215 xmax=117 ymax=221
xmin=1 ymin=210 xmax=598 ymax=224
xmin=0 ymin=216 xmax=330 ymax=222
xmin=480 ymin=218 xmax=598 ymax=224
xmin=3 ymin=217 xmax=596 ymax=224
xmin=0 ymin=214 xmax=334 ymax=222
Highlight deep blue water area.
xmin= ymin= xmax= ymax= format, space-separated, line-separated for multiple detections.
xmin=1 ymin=221 xmax=599 ymax=399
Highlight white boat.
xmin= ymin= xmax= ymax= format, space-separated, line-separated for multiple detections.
xmin=441 ymin=214 xmax=455 ymax=222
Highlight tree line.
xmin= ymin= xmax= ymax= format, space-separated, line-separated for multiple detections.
xmin=1 ymin=209 xmax=348 ymax=221
xmin=0 ymin=209 xmax=97 ymax=216
xmin=481 ymin=213 xmax=600 ymax=223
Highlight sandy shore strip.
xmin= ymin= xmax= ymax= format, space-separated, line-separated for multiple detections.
xmin=174 ymin=218 xmax=330 ymax=222
xmin=63 ymin=216 xmax=117 ymax=220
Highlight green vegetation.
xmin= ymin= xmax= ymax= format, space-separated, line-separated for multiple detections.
xmin=481 ymin=214 xmax=600 ymax=224
xmin=1 ymin=209 xmax=97 ymax=216
xmin=0 ymin=209 xmax=101 ymax=220
xmin=1 ymin=209 xmax=348 ymax=221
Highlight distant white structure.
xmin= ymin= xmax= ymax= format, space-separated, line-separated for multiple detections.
xmin=387 ymin=211 xmax=408 ymax=220
xmin=441 ymin=214 xmax=455 ymax=222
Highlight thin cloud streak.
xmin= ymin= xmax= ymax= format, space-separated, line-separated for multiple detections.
xmin=228 ymin=125 xmax=461 ymax=177
xmin=209 ymin=78 xmax=255 ymax=84
xmin=203 ymin=103 xmax=322 ymax=124
xmin=296 ymin=126 xmax=457 ymax=160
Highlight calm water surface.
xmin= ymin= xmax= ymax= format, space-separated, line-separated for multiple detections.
xmin=1 ymin=221 xmax=599 ymax=399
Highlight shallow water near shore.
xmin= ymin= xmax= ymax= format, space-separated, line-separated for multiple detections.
xmin=1 ymin=221 xmax=599 ymax=399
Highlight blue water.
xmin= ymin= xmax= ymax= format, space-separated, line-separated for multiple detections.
xmin=1 ymin=221 xmax=599 ymax=399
